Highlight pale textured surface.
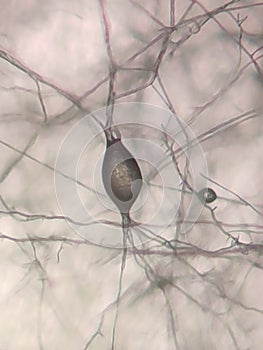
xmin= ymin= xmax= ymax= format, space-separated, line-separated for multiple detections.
xmin=0 ymin=1 xmax=262 ymax=350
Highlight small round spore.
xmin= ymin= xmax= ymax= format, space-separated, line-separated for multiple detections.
xmin=198 ymin=187 xmax=217 ymax=203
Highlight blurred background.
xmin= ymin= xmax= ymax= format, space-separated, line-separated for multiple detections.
xmin=0 ymin=1 xmax=262 ymax=349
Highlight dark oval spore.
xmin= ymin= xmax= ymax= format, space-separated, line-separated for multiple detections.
xmin=102 ymin=130 xmax=142 ymax=214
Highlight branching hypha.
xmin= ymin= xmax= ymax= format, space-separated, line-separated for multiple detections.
xmin=0 ymin=1 xmax=263 ymax=350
